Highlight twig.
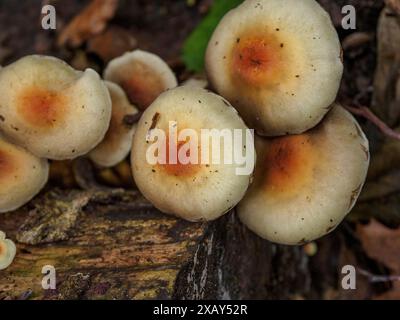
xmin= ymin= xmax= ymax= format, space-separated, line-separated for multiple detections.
xmin=358 ymin=268 xmax=400 ymax=283
xmin=343 ymin=105 xmax=400 ymax=141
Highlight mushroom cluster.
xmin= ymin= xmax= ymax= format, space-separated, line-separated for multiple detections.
xmin=131 ymin=0 xmax=369 ymax=245
xmin=203 ymin=0 xmax=369 ymax=244
xmin=0 ymin=49 xmax=169 ymax=213
xmin=0 ymin=0 xmax=370 ymax=248
xmin=0 ymin=54 xmax=112 ymax=213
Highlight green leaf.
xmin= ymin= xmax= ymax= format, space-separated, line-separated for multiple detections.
xmin=182 ymin=0 xmax=243 ymax=72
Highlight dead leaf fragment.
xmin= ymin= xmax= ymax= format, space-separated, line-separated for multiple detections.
xmin=58 ymin=0 xmax=119 ymax=48
xmin=87 ymin=26 xmax=137 ymax=63
xmin=385 ymin=0 xmax=400 ymax=15
xmin=342 ymin=32 xmax=373 ymax=51
xmin=356 ymin=219 xmax=400 ymax=273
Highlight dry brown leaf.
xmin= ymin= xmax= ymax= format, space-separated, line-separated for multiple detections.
xmin=58 ymin=0 xmax=119 ymax=48
xmin=342 ymin=32 xmax=373 ymax=51
xmin=385 ymin=0 xmax=400 ymax=15
xmin=356 ymin=220 xmax=400 ymax=273
xmin=87 ymin=26 xmax=137 ymax=63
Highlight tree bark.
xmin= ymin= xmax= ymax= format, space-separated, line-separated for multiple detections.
xmin=0 ymin=188 xmax=313 ymax=300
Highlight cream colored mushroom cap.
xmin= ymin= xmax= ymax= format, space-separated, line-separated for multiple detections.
xmin=206 ymin=0 xmax=343 ymax=136
xmin=0 ymin=231 xmax=16 ymax=270
xmin=0 ymin=55 xmax=112 ymax=160
xmin=131 ymin=86 xmax=254 ymax=221
xmin=104 ymin=50 xmax=178 ymax=110
xmin=237 ymin=105 xmax=369 ymax=245
xmin=89 ymin=81 xmax=139 ymax=167
xmin=0 ymin=134 xmax=49 ymax=213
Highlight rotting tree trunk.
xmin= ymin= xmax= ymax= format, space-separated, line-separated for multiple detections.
xmin=0 ymin=188 xmax=311 ymax=300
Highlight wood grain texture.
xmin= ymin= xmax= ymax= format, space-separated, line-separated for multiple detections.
xmin=0 ymin=188 xmax=312 ymax=300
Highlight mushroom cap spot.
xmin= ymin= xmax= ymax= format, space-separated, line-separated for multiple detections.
xmin=156 ymin=131 xmax=202 ymax=177
xmin=206 ymin=0 xmax=343 ymax=136
xmin=89 ymin=81 xmax=139 ymax=168
xmin=104 ymin=50 xmax=178 ymax=111
xmin=17 ymin=86 xmax=68 ymax=129
xmin=260 ymin=135 xmax=316 ymax=197
xmin=0 ymin=134 xmax=49 ymax=213
xmin=0 ymin=55 xmax=112 ymax=160
xmin=238 ymin=105 xmax=370 ymax=245
xmin=132 ymin=86 xmax=253 ymax=222
xmin=231 ymin=35 xmax=284 ymax=87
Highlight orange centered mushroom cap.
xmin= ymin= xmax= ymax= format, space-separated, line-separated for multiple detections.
xmin=231 ymin=35 xmax=284 ymax=87
xmin=0 ymin=55 xmax=112 ymax=160
xmin=17 ymin=86 xmax=68 ymax=129
xmin=206 ymin=0 xmax=343 ymax=136
xmin=260 ymin=135 xmax=316 ymax=198
xmin=238 ymin=105 xmax=370 ymax=245
xmin=104 ymin=50 xmax=178 ymax=111
xmin=156 ymin=132 xmax=202 ymax=177
xmin=132 ymin=86 xmax=253 ymax=222
xmin=0 ymin=134 xmax=49 ymax=213
xmin=120 ymin=63 xmax=166 ymax=109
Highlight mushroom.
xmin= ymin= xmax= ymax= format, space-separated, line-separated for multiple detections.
xmin=104 ymin=50 xmax=178 ymax=110
xmin=0 ymin=55 xmax=112 ymax=160
xmin=89 ymin=81 xmax=139 ymax=167
xmin=182 ymin=76 xmax=208 ymax=89
xmin=205 ymin=0 xmax=343 ymax=136
xmin=0 ymin=231 xmax=16 ymax=270
xmin=237 ymin=104 xmax=369 ymax=245
xmin=131 ymin=86 xmax=254 ymax=221
xmin=0 ymin=134 xmax=49 ymax=213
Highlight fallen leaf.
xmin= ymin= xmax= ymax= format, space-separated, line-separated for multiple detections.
xmin=58 ymin=0 xmax=119 ymax=48
xmin=385 ymin=0 xmax=400 ymax=15
xmin=356 ymin=219 xmax=400 ymax=273
xmin=87 ymin=26 xmax=137 ymax=63
xmin=342 ymin=32 xmax=373 ymax=51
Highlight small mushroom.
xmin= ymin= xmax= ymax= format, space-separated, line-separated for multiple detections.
xmin=0 ymin=55 xmax=112 ymax=160
xmin=89 ymin=81 xmax=139 ymax=167
xmin=237 ymin=104 xmax=369 ymax=245
xmin=205 ymin=0 xmax=343 ymax=136
xmin=131 ymin=86 xmax=254 ymax=221
xmin=0 ymin=231 xmax=16 ymax=270
xmin=0 ymin=134 xmax=49 ymax=213
xmin=182 ymin=76 xmax=208 ymax=89
xmin=104 ymin=50 xmax=178 ymax=111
